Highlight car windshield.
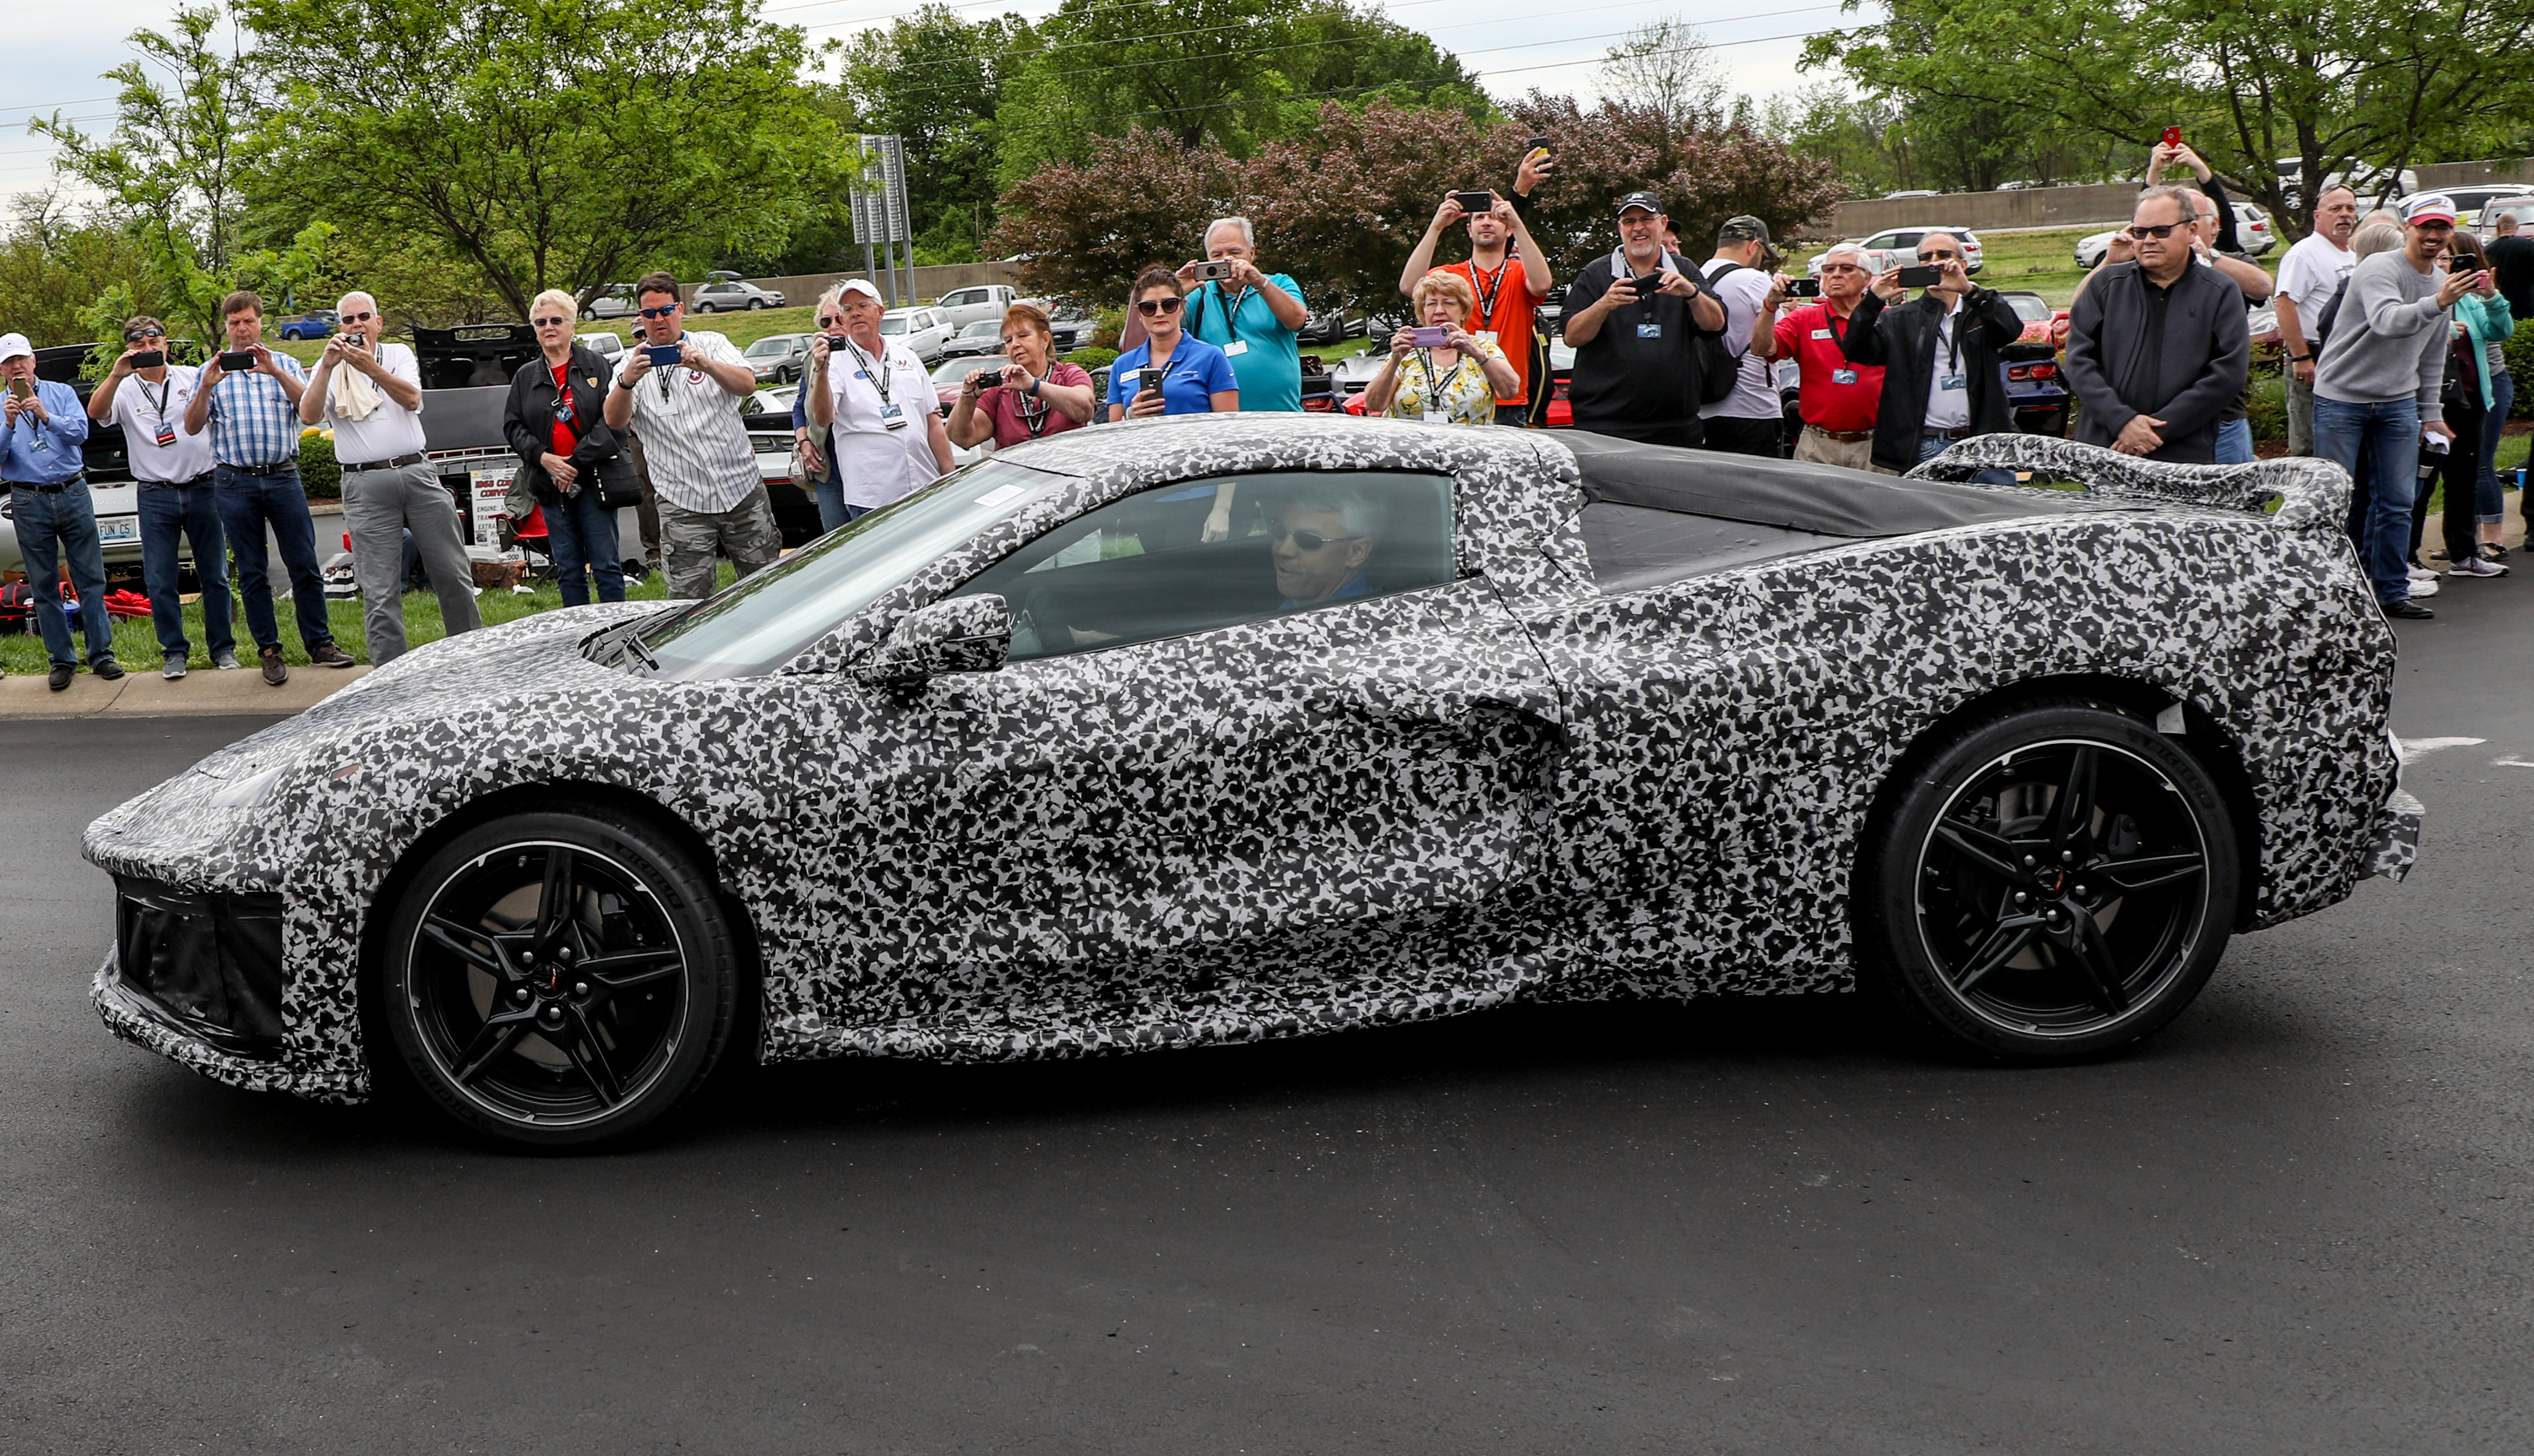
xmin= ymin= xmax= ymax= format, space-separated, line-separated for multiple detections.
xmin=933 ymin=356 xmax=1011 ymax=384
xmin=961 ymin=323 xmax=999 ymax=337
xmin=2002 ymin=294 xmax=2051 ymax=323
xmin=743 ymin=336 xmax=797 ymax=357
xmin=880 ymin=316 xmax=908 ymax=334
xmin=619 ymin=459 xmax=1075 ymax=679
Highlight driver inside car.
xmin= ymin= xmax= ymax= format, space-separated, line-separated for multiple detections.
xmin=1272 ymin=486 xmax=1379 ymax=610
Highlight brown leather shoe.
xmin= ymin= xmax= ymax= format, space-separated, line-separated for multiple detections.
xmin=307 ymin=641 xmax=356 ymax=669
xmin=260 ymin=646 xmax=290 ymax=686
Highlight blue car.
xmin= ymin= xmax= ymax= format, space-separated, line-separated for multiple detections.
xmin=277 ymin=310 xmax=337 ymax=341
xmin=1997 ymin=291 xmax=2069 ymax=437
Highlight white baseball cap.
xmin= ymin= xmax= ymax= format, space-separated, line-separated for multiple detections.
xmin=0 ymin=333 xmax=30 ymax=364
xmin=837 ymin=278 xmax=884 ymax=305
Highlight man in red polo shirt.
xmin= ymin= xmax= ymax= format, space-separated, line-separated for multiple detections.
xmin=1751 ymin=242 xmax=1889 ymax=472
xmin=1397 ymin=163 xmax=1555 ymax=424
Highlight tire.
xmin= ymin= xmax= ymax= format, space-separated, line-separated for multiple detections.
xmin=377 ymin=805 xmax=742 ymax=1149
xmin=747 ymin=299 xmax=764 ymax=310
xmin=1856 ymin=700 xmax=2240 ymax=1062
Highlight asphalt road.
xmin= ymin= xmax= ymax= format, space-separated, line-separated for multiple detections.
xmin=4 ymin=586 xmax=2529 ymax=1455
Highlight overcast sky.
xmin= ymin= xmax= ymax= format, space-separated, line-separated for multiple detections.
xmin=1 ymin=0 xmax=1868 ymax=204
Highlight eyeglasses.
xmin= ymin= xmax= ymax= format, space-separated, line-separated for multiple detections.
xmin=639 ymin=304 xmax=680 ymax=319
xmin=1135 ymin=297 xmax=1186 ymax=316
xmin=2415 ymin=220 xmax=2456 ymax=233
xmin=816 ymin=315 xmax=846 ymax=328
xmin=1917 ymin=249 xmax=1960 ymax=261
xmin=530 ymin=316 xmax=569 ymax=329
xmin=122 ymin=328 xmax=166 ymax=342
xmin=1270 ymin=526 xmax=1362 ymax=552
xmin=2123 ymin=223 xmax=2185 ymax=240
xmin=341 ymin=311 xmax=375 ymax=323
xmin=1817 ymin=263 xmax=1866 ymax=274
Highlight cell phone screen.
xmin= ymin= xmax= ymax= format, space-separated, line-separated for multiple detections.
xmin=1785 ymin=279 xmax=1823 ymax=298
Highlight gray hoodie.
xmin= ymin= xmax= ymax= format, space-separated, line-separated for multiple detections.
xmin=2313 ymin=249 xmax=2449 ymax=423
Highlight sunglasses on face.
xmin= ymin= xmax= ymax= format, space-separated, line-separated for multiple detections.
xmin=1818 ymin=263 xmax=1866 ymax=274
xmin=1136 ymin=297 xmax=1185 ymax=316
xmin=817 ymin=315 xmax=846 ymax=328
xmin=531 ymin=315 xmax=569 ymax=329
xmin=1917 ymin=249 xmax=1960 ymax=261
xmin=639 ymin=304 xmax=679 ymax=319
xmin=1270 ymin=526 xmax=1361 ymax=552
xmin=2124 ymin=223 xmax=2185 ymax=240
xmin=122 ymin=328 xmax=166 ymax=342
xmin=341 ymin=311 xmax=375 ymax=323
xmin=2416 ymin=221 xmax=2455 ymax=233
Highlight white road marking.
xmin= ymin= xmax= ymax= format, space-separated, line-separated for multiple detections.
xmin=2493 ymin=755 xmax=2534 ymax=769
xmin=2396 ymin=736 xmax=2487 ymax=764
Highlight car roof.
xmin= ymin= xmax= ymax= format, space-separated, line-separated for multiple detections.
xmin=1561 ymin=431 xmax=2090 ymax=538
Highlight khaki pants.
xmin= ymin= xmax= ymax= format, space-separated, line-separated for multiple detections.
xmin=2287 ymin=372 xmax=2316 ymax=456
xmin=1793 ymin=425 xmax=1895 ymax=474
xmin=659 ymin=483 xmax=781 ymax=600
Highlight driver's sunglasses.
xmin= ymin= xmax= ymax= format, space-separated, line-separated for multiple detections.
xmin=530 ymin=315 xmax=570 ymax=329
xmin=340 ymin=311 xmax=376 ymax=323
xmin=1270 ymin=526 xmax=1361 ymax=552
xmin=2123 ymin=223 xmax=2184 ymax=240
xmin=639 ymin=304 xmax=679 ymax=319
xmin=1917 ymin=248 xmax=1960 ymax=261
xmin=122 ymin=327 xmax=166 ymax=342
xmin=1135 ymin=297 xmax=1185 ymax=316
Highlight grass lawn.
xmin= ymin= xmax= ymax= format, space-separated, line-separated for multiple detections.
xmin=1 ymin=561 xmax=740 ymax=677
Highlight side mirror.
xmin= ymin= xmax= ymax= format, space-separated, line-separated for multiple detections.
xmin=856 ymin=594 xmax=1013 ymax=685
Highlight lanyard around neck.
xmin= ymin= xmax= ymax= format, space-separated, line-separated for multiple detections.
xmin=840 ymin=338 xmax=892 ymax=405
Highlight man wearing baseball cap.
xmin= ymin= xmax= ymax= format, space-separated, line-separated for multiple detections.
xmin=1560 ymin=191 xmax=1727 ymax=447
xmin=2311 ymin=192 xmax=2486 ymax=621
xmin=1 ymin=332 xmax=122 ymax=690
xmin=1699 ymin=215 xmax=1790 ymax=456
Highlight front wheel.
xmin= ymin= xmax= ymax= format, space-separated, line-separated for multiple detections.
xmin=377 ymin=806 xmax=742 ymax=1149
xmin=747 ymin=299 xmax=764 ymax=310
xmin=1857 ymin=701 xmax=2240 ymax=1062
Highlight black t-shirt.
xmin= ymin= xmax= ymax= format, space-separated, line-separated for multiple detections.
xmin=2487 ymin=235 xmax=2534 ymax=317
xmin=1562 ymin=255 xmax=1720 ymax=431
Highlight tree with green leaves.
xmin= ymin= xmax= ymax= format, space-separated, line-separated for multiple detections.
xmin=0 ymin=194 xmax=156 ymax=349
xmin=841 ymin=4 xmax=1034 ymax=263
xmin=237 ymin=0 xmax=841 ymax=318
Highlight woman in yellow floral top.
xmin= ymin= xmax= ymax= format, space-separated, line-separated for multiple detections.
xmin=1363 ymin=269 xmax=1521 ymax=425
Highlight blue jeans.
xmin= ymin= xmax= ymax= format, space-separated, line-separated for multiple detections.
xmin=2312 ymin=394 xmax=2422 ymax=604
xmin=1915 ymin=433 xmax=2017 ymax=485
xmin=10 ymin=481 xmax=113 ymax=667
xmin=213 ymin=465 xmax=336 ymax=655
xmin=813 ymin=475 xmax=873 ymax=531
xmin=542 ymin=488 xmax=625 ymax=606
xmin=2477 ymin=369 xmax=2512 ymax=523
xmin=136 ymin=478 xmax=234 ymax=660
xmin=2214 ymin=417 xmax=2255 ymax=465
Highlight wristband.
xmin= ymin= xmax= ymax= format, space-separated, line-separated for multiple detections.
xmin=1027 ymin=376 xmax=1041 ymax=397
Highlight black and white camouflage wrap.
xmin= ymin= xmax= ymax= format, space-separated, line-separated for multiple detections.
xmin=82 ymin=418 xmax=2413 ymax=1105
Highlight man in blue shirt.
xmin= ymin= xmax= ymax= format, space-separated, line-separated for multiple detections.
xmin=1 ymin=332 xmax=122 ymax=690
xmin=1179 ymin=217 xmax=1309 ymax=412
xmin=182 ymin=289 xmax=356 ymax=685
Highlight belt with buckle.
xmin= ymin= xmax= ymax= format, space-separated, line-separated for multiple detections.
xmin=1921 ymin=426 xmax=1974 ymax=440
xmin=342 ymin=452 xmax=426 ymax=473
xmin=1808 ymin=426 xmax=1874 ymax=443
xmin=3 ymin=476 xmax=81 ymax=493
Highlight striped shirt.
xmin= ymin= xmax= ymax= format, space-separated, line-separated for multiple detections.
xmin=197 ymin=353 xmax=311 ymax=470
xmin=611 ymin=331 xmax=759 ymax=513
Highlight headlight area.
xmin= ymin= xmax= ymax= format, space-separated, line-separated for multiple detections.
xmin=113 ymin=877 xmax=288 ymax=1060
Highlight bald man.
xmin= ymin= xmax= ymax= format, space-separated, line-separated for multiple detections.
xmin=301 ymin=291 xmax=482 ymax=664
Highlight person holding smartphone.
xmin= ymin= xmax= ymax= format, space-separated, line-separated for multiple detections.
xmin=1559 ymin=192 xmax=1728 ymax=447
xmin=1835 ymin=231 xmax=2023 ymax=477
xmin=503 ymin=290 xmax=637 ymax=604
xmin=1106 ymin=268 xmax=1242 ymax=544
xmin=1749 ymin=243 xmax=1889 ymax=471
xmin=88 ymin=315 xmax=233 ymax=678
xmin=2408 ymin=230 xmax=2511 ymax=582
xmin=0 ymin=331 xmax=120 ymax=691
xmin=1395 ymin=186 xmax=1554 ymax=425
xmin=807 ymin=278 xmax=953 ymax=526
xmin=602 ymin=272 xmax=780 ymax=599
xmin=1362 ymin=270 xmax=1517 ymax=424
xmin=302 ymin=290 xmax=482 ymax=665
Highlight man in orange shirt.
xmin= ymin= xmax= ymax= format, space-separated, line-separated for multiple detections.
xmin=1398 ymin=163 xmax=1556 ymax=425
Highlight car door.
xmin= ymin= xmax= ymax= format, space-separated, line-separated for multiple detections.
xmin=856 ymin=469 xmax=1563 ymax=992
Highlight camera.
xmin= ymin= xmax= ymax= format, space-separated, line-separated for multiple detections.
xmin=1629 ymin=273 xmax=1667 ymax=297
xmin=128 ymin=349 xmax=166 ymax=369
xmin=217 ymin=349 xmax=257 ymax=372
xmin=1784 ymin=278 xmax=1822 ymax=299
xmin=967 ymin=368 xmax=1002 ymax=393
xmin=1407 ymin=325 xmax=1449 ymax=347
xmin=1897 ymin=264 xmax=1943 ymax=288
xmin=1193 ymin=260 xmax=1233 ymax=283
xmin=1451 ymin=191 xmax=1496 ymax=215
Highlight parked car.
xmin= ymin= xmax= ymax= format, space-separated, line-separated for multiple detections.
xmin=884 ymin=307 xmax=954 ymax=365
xmin=2475 ymin=195 xmax=2534 ymax=240
xmin=1882 ymin=188 xmax=1940 ymax=198
xmin=1995 ymin=291 xmax=2071 ymax=437
xmin=2394 ymin=185 xmax=2523 ymax=228
xmin=742 ymin=332 xmax=813 ymax=383
xmin=1808 ymin=243 xmax=1914 ymax=280
xmin=276 ymin=309 xmax=337 ymax=341
xmin=1810 ymin=226 xmax=1982 ymax=277
xmin=2075 ymin=230 xmax=2118 ymax=269
xmin=2276 ymin=158 xmax=2417 ymax=211
xmin=1297 ymin=307 xmax=1357 ymax=346
xmin=1047 ymin=311 xmax=1099 ymax=351
xmin=931 ymin=356 xmax=1007 ymax=416
xmin=940 ymin=321 xmax=1005 ymax=361
xmin=576 ymin=331 xmax=623 ymax=361
xmin=580 ymin=284 xmax=639 ymax=320
xmin=689 ymin=279 xmax=784 ymax=312
xmin=2235 ymin=203 xmax=2276 ymax=257
xmin=933 ymin=285 xmax=1037 ymax=331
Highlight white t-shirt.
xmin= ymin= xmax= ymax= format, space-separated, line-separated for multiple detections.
xmin=612 ymin=330 xmax=760 ymax=514
xmin=1699 ymin=259 xmax=1781 ymax=421
xmin=1922 ymin=298 xmax=1972 ymax=431
xmin=106 ymin=368 xmax=215 ymax=483
xmin=2276 ymin=234 xmax=2357 ymax=312
xmin=321 ymin=340 xmax=428 ymax=464
xmin=823 ymin=336 xmax=940 ymax=509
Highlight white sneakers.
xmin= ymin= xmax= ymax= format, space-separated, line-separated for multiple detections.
xmin=2448 ymin=556 xmax=2509 ymax=579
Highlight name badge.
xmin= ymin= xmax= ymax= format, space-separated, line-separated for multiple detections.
xmin=855 ymin=370 xmax=871 ymax=381
xmin=1939 ymin=371 xmax=1967 ymax=392
xmin=1422 ymin=410 xmax=1449 ymax=425
xmin=1812 ymin=329 xmax=1834 ymax=340
xmin=1636 ymin=322 xmax=1663 ymax=339
xmin=1224 ymin=340 xmax=1249 ymax=356
xmin=155 ymin=425 xmax=178 ymax=447
xmin=879 ymin=402 xmax=909 ymax=431
xmin=1831 ymin=367 xmax=1859 ymax=385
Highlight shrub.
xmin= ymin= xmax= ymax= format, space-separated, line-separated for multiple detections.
xmin=1064 ymin=345 xmax=1120 ymax=371
xmin=300 ymin=428 xmax=340 ymax=498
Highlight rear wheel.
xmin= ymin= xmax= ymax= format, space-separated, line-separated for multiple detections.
xmin=378 ymin=807 xmax=740 ymax=1149
xmin=1857 ymin=701 xmax=2239 ymax=1061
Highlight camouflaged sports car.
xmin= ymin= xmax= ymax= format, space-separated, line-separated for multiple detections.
xmin=86 ymin=418 xmax=2420 ymax=1148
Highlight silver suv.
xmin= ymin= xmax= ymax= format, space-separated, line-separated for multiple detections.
xmin=690 ymin=280 xmax=785 ymax=312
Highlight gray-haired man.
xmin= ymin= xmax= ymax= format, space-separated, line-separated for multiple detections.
xmin=1180 ymin=216 xmax=1308 ymax=411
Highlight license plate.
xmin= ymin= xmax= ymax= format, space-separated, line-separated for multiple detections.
xmin=97 ymin=515 xmax=141 ymax=545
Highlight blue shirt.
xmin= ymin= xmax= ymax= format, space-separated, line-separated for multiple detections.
xmin=1107 ymin=336 xmax=1241 ymax=417
xmin=1184 ymin=275 xmax=1306 ymax=412
xmin=1 ymin=379 xmax=91 ymax=485
xmin=198 ymin=353 xmax=311 ymax=470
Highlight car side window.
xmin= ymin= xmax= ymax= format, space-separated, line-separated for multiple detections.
xmin=950 ymin=470 xmax=1460 ymax=661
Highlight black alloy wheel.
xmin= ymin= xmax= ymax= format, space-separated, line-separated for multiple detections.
xmin=1859 ymin=701 xmax=2240 ymax=1061
xmin=378 ymin=807 xmax=740 ymax=1149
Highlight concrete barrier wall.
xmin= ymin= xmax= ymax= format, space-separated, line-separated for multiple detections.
xmin=1810 ymin=183 xmax=2145 ymax=239
xmin=689 ymin=261 xmax=1025 ymax=310
xmin=2417 ymin=158 xmax=2534 ymax=190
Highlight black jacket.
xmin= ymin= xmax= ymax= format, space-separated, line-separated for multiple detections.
xmin=503 ymin=345 xmax=636 ymax=505
xmin=1837 ymin=286 xmax=2026 ymax=471
xmin=2062 ymin=260 xmax=2249 ymax=465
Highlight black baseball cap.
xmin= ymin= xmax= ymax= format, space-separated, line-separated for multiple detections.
xmin=1615 ymin=191 xmax=1664 ymax=218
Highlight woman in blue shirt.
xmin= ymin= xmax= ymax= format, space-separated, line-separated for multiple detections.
xmin=1106 ymin=267 xmax=1243 ymax=542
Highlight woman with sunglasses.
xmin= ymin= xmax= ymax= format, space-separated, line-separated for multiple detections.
xmin=948 ymin=303 xmax=1097 ymax=450
xmin=1107 ymin=268 xmax=1242 ymax=542
xmin=1361 ymin=269 xmax=1517 ymax=424
xmin=503 ymin=289 xmax=637 ymax=604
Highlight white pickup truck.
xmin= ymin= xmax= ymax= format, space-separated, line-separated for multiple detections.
xmin=932 ymin=284 xmax=1046 ymax=330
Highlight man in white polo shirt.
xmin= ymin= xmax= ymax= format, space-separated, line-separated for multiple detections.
xmin=87 ymin=314 xmax=236 ymax=679
xmin=300 ymin=290 xmax=483 ymax=664
xmin=600 ymin=270 xmax=780 ymax=600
